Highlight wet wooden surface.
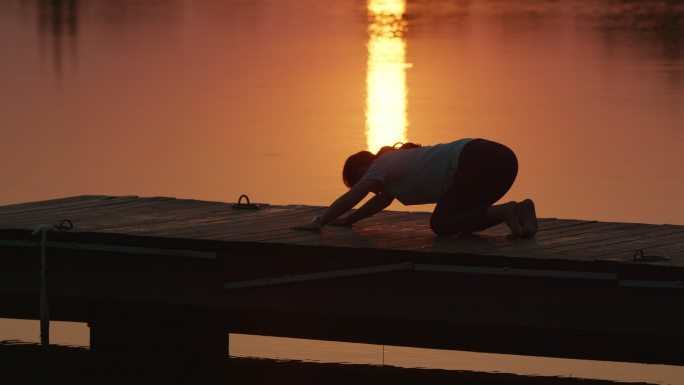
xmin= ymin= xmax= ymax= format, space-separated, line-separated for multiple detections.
xmin=1 ymin=196 xmax=684 ymax=364
xmin=0 ymin=195 xmax=682 ymax=274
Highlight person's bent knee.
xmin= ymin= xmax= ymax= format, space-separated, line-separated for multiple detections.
xmin=430 ymin=216 xmax=453 ymax=236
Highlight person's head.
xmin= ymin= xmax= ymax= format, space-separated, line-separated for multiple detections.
xmin=342 ymin=142 xmax=421 ymax=188
xmin=342 ymin=150 xmax=375 ymax=188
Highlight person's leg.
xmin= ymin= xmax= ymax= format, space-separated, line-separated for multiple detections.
xmin=430 ymin=139 xmax=521 ymax=236
xmin=518 ymin=198 xmax=538 ymax=238
xmin=485 ymin=201 xmax=523 ymax=238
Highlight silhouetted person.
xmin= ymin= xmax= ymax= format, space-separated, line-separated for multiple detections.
xmin=293 ymin=138 xmax=538 ymax=239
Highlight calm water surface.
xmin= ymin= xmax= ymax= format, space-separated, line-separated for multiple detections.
xmin=1 ymin=0 xmax=682 ymax=223
xmin=1 ymin=0 xmax=683 ymax=383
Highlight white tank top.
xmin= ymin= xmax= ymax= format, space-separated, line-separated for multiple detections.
xmin=361 ymin=138 xmax=475 ymax=205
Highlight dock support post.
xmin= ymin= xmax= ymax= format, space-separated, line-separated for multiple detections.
xmin=89 ymin=303 xmax=227 ymax=367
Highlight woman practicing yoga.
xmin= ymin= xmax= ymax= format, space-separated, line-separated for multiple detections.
xmin=293 ymin=138 xmax=538 ymax=239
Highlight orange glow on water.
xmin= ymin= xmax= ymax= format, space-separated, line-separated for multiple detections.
xmin=365 ymin=0 xmax=410 ymax=153
xmin=368 ymin=0 xmax=405 ymax=15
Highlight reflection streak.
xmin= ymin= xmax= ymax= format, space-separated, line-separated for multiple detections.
xmin=366 ymin=0 xmax=409 ymax=153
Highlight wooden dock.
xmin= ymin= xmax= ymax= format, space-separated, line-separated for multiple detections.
xmin=0 ymin=195 xmax=683 ymax=365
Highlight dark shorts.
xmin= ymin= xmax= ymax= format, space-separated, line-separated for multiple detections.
xmin=430 ymin=139 xmax=518 ymax=235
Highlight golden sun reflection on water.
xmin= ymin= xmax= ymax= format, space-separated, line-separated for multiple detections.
xmin=366 ymin=0 xmax=410 ymax=153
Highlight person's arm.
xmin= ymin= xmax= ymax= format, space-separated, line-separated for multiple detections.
xmin=292 ymin=179 xmax=379 ymax=231
xmin=330 ymin=192 xmax=394 ymax=226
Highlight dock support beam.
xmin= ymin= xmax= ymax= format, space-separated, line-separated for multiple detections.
xmin=88 ymin=303 xmax=227 ymax=366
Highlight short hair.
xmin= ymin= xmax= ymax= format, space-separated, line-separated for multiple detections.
xmin=342 ymin=151 xmax=375 ymax=188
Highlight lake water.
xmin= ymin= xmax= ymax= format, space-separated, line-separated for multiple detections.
xmin=1 ymin=0 xmax=683 ymax=383
xmin=1 ymin=0 xmax=682 ymax=223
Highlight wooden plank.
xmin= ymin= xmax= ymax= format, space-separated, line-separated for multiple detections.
xmin=0 ymin=196 xmax=153 ymax=229
xmin=0 ymin=195 xmax=682 ymax=274
xmin=0 ymin=195 xmax=107 ymax=215
xmin=150 ymin=204 xmax=311 ymax=230
xmin=0 ymin=196 xmax=139 ymax=224
xmin=536 ymin=219 xmax=596 ymax=231
xmin=0 ymin=195 xmax=141 ymax=217
xmin=2 ymin=197 xmax=219 ymax=228
xmin=228 ymin=210 xmax=425 ymax=245
xmin=17 ymin=199 xmax=178 ymax=232
xmin=350 ymin=211 xmax=428 ymax=226
xmin=478 ymin=223 xmax=646 ymax=256
xmin=533 ymin=221 xmax=636 ymax=240
xmin=572 ymin=232 xmax=684 ymax=261
xmin=393 ymin=218 xmax=566 ymax=256
xmin=208 ymin=206 xmax=324 ymax=230
xmin=251 ymin=217 xmax=419 ymax=244
xmin=216 ymin=213 xmax=331 ymax=239
xmin=195 ymin=218 xmax=324 ymax=242
xmin=47 ymin=198 xmax=235 ymax=233
xmin=261 ymin=217 xmax=558 ymax=255
xmin=501 ymin=224 xmax=676 ymax=257
xmin=349 ymin=226 xmax=437 ymax=251
xmin=261 ymin=226 xmax=409 ymax=250
xmin=156 ymin=207 xmax=323 ymax=239
xmin=647 ymin=241 xmax=684 ymax=254
xmin=90 ymin=200 xmax=250 ymax=232
xmin=534 ymin=227 xmax=683 ymax=256
xmin=387 ymin=219 xmax=561 ymax=256
xmin=369 ymin=232 xmax=438 ymax=251
xmin=535 ymin=240 xmax=683 ymax=265
xmin=361 ymin=224 xmax=442 ymax=250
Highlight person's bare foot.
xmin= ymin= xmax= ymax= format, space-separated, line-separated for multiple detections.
xmin=501 ymin=201 xmax=523 ymax=239
xmin=519 ymin=199 xmax=538 ymax=238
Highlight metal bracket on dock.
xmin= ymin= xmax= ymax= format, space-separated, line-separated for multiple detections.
xmin=633 ymin=249 xmax=670 ymax=262
xmin=232 ymin=194 xmax=267 ymax=210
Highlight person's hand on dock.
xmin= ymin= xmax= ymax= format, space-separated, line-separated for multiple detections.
xmin=291 ymin=216 xmax=323 ymax=231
